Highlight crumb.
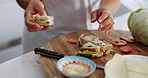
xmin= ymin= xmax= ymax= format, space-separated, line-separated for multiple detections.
xmin=36 ymin=61 xmax=40 ymax=64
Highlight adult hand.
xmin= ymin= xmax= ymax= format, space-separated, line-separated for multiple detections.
xmin=25 ymin=0 xmax=51 ymax=32
xmin=91 ymin=8 xmax=114 ymax=34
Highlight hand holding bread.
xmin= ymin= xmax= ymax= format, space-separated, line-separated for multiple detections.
xmin=24 ymin=0 xmax=54 ymax=32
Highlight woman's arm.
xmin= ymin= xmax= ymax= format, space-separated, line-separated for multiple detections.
xmin=100 ymin=0 xmax=120 ymax=15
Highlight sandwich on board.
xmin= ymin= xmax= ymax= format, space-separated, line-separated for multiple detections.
xmin=77 ymin=34 xmax=113 ymax=58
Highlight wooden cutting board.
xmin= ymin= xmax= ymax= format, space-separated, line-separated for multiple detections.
xmin=40 ymin=30 xmax=148 ymax=78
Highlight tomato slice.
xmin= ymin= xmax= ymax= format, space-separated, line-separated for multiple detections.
xmin=120 ymin=35 xmax=135 ymax=43
xmin=68 ymin=39 xmax=78 ymax=44
xmin=119 ymin=46 xmax=133 ymax=53
xmin=112 ymin=39 xmax=127 ymax=46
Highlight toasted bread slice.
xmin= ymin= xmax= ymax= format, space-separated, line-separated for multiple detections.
xmin=91 ymin=53 xmax=104 ymax=58
xmin=80 ymin=42 xmax=100 ymax=52
xmin=92 ymin=40 xmax=113 ymax=50
xmin=101 ymin=49 xmax=113 ymax=55
xmin=104 ymin=49 xmax=113 ymax=55
xmin=78 ymin=34 xmax=99 ymax=46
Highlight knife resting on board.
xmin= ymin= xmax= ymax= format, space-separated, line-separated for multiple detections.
xmin=34 ymin=48 xmax=104 ymax=69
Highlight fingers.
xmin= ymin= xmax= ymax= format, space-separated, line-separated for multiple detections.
xmin=24 ymin=0 xmax=49 ymax=32
xmin=99 ymin=21 xmax=114 ymax=32
xmin=98 ymin=20 xmax=114 ymax=34
xmin=25 ymin=12 xmax=41 ymax=28
xmin=98 ymin=24 xmax=114 ymax=34
xmin=100 ymin=20 xmax=114 ymax=34
xmin=24 ymin=4 xmax=49 ymax=32
xmin=41 ymin=26 xmax=52 ymax=30
xmin=98 ymin=11 xmax=109 ymax=23
xmin=91 ymin=10 xmax=98 ymax=23
xmin=27 ymin=26 xmax=52 ymax=32
xmin=25 ymin=11 xmax=50 ymax=32
xmin=36 ymin=6 xmax=47 ymax=16
xmin=99 ymin=15 xmax=113 ymax=28
xmin=27 ymin=26 xmax=43 ymax=32
xmin=25 ymin=11 xmax=51 ymax=32
xmin=107 ymin=26 xmax=114 ymax=33
xmin=98 ymin=16 xmax=114 ymax=34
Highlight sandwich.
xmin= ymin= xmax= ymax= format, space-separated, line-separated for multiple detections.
xmin=77 ymin=34 xmax=113 ymax=58
xmin=78 ymin=42 xmax=104 ymax=58
xmin=34 ymin=16 xmax=54 ymax=26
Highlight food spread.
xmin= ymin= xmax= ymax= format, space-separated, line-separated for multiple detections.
xmin=34 ymin=16 xmax=54 ymax=26
xmin=62 ymin=62 xmax=90 ymax=75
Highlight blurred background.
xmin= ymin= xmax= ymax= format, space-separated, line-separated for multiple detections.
xmin=0 ymin=0 xmax=148 ymax=63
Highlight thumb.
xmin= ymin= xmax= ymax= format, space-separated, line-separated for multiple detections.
xmin=91 ymin=11 xmax=97 ymax=23
xmin=38 ymin=9 xmax=47 ymax=16
xmin=36 ymin=6 xmax=47 ymax=16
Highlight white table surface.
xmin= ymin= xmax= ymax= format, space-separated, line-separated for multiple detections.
xmin=0 ymin=51 xmax=46 ymax=78
xmin=0 ymin=12 xmax=131 ymax=78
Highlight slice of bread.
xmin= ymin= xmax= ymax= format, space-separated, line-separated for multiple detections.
xmin=103 ymin=49 xmax=113 ymax=55
xmin=79 ymin=42 xmax=101 ymax=52
xmin=78 ymin=34 xmax=99 ymax=47
xmin=92 ymin=40 xmax=113 ymax=50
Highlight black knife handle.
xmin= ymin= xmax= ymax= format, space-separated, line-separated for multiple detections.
xmin=34 ymin=48 xmax=65 ymax=58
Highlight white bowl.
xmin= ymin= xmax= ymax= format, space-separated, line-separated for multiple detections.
xmin=56 ymin=56 xmax=96 ymax=78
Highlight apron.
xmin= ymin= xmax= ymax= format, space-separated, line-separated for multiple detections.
xmin=22 ymin=0 xmax=100 ymax=53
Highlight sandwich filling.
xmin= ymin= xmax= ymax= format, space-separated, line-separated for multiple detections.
xmin=34 ymin=16 xmax=54 ymax=26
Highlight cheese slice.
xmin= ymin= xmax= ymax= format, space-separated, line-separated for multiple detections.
xmin=105 ymin=54 xmax=128 ymax=78
xmin=105 ymin=54 xmax=148 ymax=78
xmin=126 ymin=57 xmax=148 ymax=78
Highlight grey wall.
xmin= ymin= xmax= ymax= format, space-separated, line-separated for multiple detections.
xmin=0 ymin=1 xmax=24 ymax=50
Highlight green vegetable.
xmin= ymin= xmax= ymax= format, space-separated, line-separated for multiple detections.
xmin=40 ymin=17 xmax=48 ymax=21
xmin=77 ymin=50 xmax=98 ymax=55
xmin=128 ymin=8 xmax=148 ymax=45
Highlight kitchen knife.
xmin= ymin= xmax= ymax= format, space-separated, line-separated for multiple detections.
xmin=34 ymin=48 xmax=66 ymax=59
xmin=34 ymin=48 xmax=104 ymax=70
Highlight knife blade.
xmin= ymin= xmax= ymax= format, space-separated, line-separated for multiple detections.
xmin=34 ymin=48 xmax=104 ymax=70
